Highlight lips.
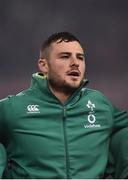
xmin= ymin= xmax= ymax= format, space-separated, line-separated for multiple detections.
xmin=67 ymin=70 xmax=80 ymax=77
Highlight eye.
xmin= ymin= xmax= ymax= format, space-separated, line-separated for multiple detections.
xmin=77 ymin=56 xmax=84 ymax=61
xmin=60 ymin=55 xmax=69 ymax=59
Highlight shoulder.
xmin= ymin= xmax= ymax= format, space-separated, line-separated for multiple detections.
xmin=0 ymin=88 xmax=34 ymax=121
xmin=84 ymin=87 xmax=105 ymax=97
xmin=0 ymin=88 xmax=32 ymax=107
xmin=85 ymin=88 xmax=113 ymax=105
xmin=82 ymin=88 xmax=118 ymax=116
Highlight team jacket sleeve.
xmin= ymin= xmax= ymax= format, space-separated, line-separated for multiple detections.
xmin=0 ymin=143 xmax=6 ymax=177
xmin=105 ymin=127 xmax=128 ymax=179
xmin=112 ymin=105 xmax=128 ymax=130
xmin=0 ymin=98 xmax=7 ymax=177
xmin=0 ymin=98 xmax=5 ymax=142
xmin=95 ymin=90 xmax=128 ymax=129
xmin=104 ymin=108 xmax=128 ymax=178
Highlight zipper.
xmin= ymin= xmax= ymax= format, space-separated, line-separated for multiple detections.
xmin=62 ymin=107 xmax=70 ymax=179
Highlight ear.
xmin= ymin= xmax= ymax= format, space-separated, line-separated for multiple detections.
xmin=38 ymin=59 xmax=49 ymax=75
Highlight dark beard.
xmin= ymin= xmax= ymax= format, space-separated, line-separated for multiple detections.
xmin=48 ymin=77 xmax=80 ymax=96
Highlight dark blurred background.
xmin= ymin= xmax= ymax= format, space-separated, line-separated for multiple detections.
xmin=0 ymin=0 xmax=128 ymax=109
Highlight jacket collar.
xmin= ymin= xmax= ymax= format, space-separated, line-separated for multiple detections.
xmin=30 ymin=72 xmax=89 ymax=104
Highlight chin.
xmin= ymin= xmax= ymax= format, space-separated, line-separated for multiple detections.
xmin=67 ymin=82 xmax=81 ymax=89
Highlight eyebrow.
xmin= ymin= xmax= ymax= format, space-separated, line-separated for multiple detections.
xmin=58 ymin=52 xmax=85 ymax=57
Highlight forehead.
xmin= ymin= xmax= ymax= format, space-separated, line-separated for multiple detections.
xmin=50 ymin=41 xmax=84 ymax=54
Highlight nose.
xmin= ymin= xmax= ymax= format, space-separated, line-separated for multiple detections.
xmin=70 ymin=57 xmax=79 ymax=67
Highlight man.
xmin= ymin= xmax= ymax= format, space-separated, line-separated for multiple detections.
xmin=0 ymin=32 xmax=128 ymax=178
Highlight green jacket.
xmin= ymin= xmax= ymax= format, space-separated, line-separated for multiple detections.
xmin=0 ymin=73 xmax=128 ymax=179
xmin=106 ymin=127 xmax=128 ymax=179
xmin=0 ymin=144 xmax=6 ymax=177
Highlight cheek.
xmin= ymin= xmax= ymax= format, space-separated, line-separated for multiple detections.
xmin=49 ymin=63 xmax=66 ymax=75
xmin=53 ymin=62 xmax=67 ymax=73
xmin=80 ymin=63 xmax=86 ymax=73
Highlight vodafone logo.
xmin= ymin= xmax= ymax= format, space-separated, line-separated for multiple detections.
xmin=84 ymin=100 xmax=101 ymax=129
xmin=88 ymin=114 xmax=96 ymax=124
xmin=27 ymin=105 xmax=40 ymax=113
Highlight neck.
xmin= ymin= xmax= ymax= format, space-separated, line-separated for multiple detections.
xmin=50 ymin=87 xmax=71 ymax=104
xmin=48 ymin=84 xmax=73 ymax=104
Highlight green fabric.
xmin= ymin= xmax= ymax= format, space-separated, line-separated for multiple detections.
xmin=107 ymin=128 xmax=128 ymax=178
xmin=0 ymin=144 xmax=6 ymax=177
xmin=0 ymin=73 xmax=128 ymax=178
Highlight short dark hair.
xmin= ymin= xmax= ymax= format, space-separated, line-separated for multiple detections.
xmin=40 ymin=32 xmax=81 ymax=59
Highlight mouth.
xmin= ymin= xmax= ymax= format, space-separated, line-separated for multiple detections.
xmin=67 ymin=71 xmax=80 ymax=77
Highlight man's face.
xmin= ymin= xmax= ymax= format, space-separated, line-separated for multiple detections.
xmin=46 ymin=40 xmax=86 ymax=93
